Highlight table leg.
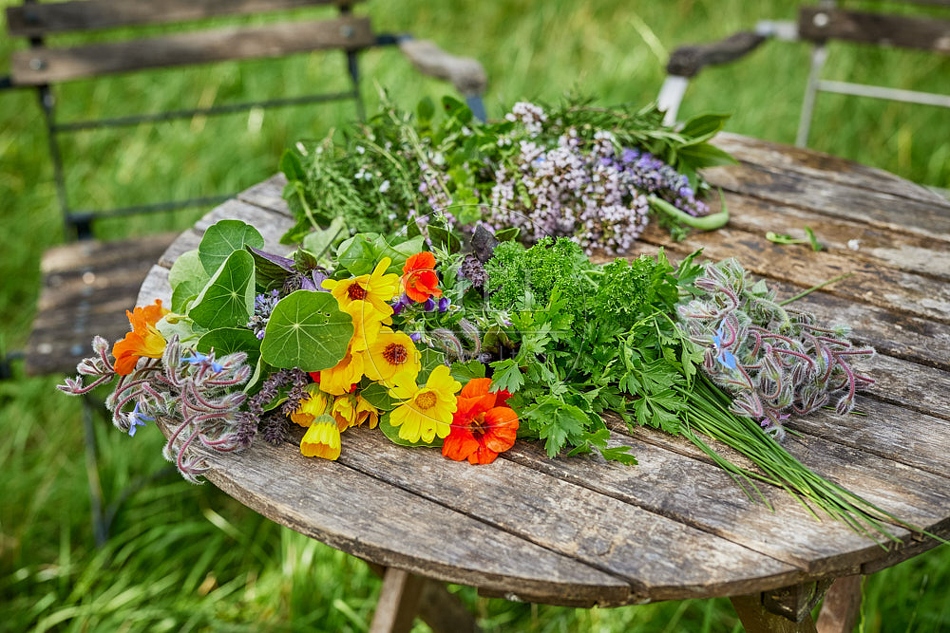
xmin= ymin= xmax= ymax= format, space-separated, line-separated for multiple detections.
xmin=815 ymin=575 xmax=862 ymax=633
xmin=731 ymin=579 xmax=833 ymax=633
xmin=366 ymin=563 xmax=481 ymax=633
xmin=370 ymin=567 xmax=426 ymax=633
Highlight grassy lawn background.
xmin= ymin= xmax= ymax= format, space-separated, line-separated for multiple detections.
xmin=1 ymin=1 xmax=948 ymax=631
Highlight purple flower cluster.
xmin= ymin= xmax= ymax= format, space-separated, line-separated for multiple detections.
xmin=392 ymin=293 xmax=451 ymax=316
xmin=678 ymin=259 xmax=875 ymax=440
xmin=612 ymin=147 xmax=709 ymax=218
xmin=248 ymin=290 xmax=281 ymax=340
xmin=488 ymin=130 xmax=650 ymax=255
xmin=485 ymin=102 xmax=708 ymax=256
xmin=240 ymin=368 xmax=311 ymax=446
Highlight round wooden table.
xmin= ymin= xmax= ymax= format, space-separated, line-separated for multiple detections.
xmin=139 ymin=133 xmax=950 ymax=632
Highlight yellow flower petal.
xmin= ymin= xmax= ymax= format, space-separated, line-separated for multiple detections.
xmin=290 ymin=384 xmax=329 ymax=427
xmin=387 ymin=365 xmax=460 ymax=443
xmin=344 ymin=301 xmax=388 ymax=352
xmin=322 ymin=257 xmax=399 ymax=317
xmin=319 ymin=348 xmax=365 ymax=396
xmin=364 ymin=330 xmax=421 ymax=386
xmin=300 ymin=416 xmax=341 ymax=460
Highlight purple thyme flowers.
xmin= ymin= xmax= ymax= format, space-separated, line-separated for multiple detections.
xmin=485 ymin=102 xmax=710 ymax=256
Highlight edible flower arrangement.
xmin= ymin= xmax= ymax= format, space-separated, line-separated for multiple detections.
xmin=60 ymin=97 xmax=902 ymax=539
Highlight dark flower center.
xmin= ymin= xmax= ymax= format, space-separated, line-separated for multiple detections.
xmin=347 ymin=282 xmax=368 ymax=301
xmin=383 ymin=343 xmax=408 ymax=365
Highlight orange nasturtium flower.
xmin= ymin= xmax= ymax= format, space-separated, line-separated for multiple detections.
xmin=300 ymin=414 xmax=342 ymax=460
xmin=442 ymin=378 xmax=519 ymax=465
xmin=388 ymin=365 xmax=461 ymax=443
xmin=112 ymin=299 xmax=170 ymax=375
xmin=322 ymin=257 xmax=400 ymax=317
xmin=401 ymin=251 xmax=442 ymax=303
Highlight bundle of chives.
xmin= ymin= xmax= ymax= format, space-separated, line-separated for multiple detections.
xmin=680 ymin=374 xmax=912 ymax=544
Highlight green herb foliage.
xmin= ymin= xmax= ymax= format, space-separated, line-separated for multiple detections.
xmin=481 ymin=238 xmax=701 ymax=462
xmin=280 ymin=95 xmax=732 ymax=247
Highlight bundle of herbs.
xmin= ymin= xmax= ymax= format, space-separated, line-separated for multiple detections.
xmin=279 ymin=95 xmax=732 ymax=250
xmin=60 ymin=97 xmax=915 ymax=543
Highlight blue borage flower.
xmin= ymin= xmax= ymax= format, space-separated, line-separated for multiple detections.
xmin=182 ymin=351 xmax=224 ymax=373
xmin=127 ymin=400 xmax=153 ymax=437
xmin=712 ymin=323 xmax=738 ymax=370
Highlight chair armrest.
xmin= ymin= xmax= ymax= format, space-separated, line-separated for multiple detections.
xmin=397 ymin=38 xmax=488 ymax=97
xmin=666 ymin=31 xmax=767 ymax=78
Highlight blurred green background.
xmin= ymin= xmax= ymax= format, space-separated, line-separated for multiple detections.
xmin=1 ymin=1 xmax=948 ymax=631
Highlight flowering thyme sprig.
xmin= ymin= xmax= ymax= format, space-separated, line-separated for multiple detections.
xmin=677 ymin=258 xmax=875 ymax=439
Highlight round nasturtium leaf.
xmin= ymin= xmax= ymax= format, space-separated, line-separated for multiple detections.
xmin=168 ymin=249 xmax=209 ymax=313
xmin=198 ymin=220 xmax=265 ymax=276
xmin=188 ymin=249 xmax=256 ymax=329
xmin=260 ymin=290 xmax=353 ymax=371
xmin=197 ymin=327 xmax=263 ymax=367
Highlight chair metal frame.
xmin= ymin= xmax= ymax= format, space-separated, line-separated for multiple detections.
xmin=659 ymin=0 xmax=950 ymax=150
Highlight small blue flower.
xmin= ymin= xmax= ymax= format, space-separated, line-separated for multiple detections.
xmin=127 ymin=401 xmax=153 ymax=437
xmin=712 ymin=324 xmax=738 ymax=371
xmin=437 ymin=297 xmax=451 ymax=313
xmin=182 ymin=351 xmax=224 ymax=373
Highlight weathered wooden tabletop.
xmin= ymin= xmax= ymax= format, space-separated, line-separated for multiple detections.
xmin=139 ymin=133 xmax=950 ymax=631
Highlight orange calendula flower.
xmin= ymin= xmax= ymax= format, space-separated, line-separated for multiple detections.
xmin=300 ymin=415 xmax=342 ymax=460
xmin=401 ymin=251 xmax=442 ymax=303
xmin=364 ymin=328 xmax=421 ymax=387
xmin=330 ymin=393 xmax=380 ymax=431
xmin=290 ymin=384 xmax=329 ymax=427
xmin=112 ymin=299 xmax=170 ymax=375
xmin=323 ymin=257 xmax=400 ymax=317
xmin=388 ymin=365 xmax=461 ymax=443
xmin=442 ymin=378 xmax=519 ymax=465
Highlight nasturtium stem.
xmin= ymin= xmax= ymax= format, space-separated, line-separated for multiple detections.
xmin=648 ymin=193 xmax=729 ymax=230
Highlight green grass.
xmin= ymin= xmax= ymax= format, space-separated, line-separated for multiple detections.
xmin=2 ymin=1 xmax=948 ymax=631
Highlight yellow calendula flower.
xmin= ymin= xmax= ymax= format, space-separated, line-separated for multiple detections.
xmin=388 ymin=365 xmax=461 ymax=443
xmin=330 ymin=393 xmax=380 ymax=431
xmin=290 ymin=384 xmax=329 ymax=427
xmin=323 ymin=257 xmax=400 ymax=318
xmin=343 ymin=300 xmax=390 ymax=353
xmin=364 ymin=328 xmax=421 ymax=387
xmin=300 ymin=415 xmax=341 ymax=460
xmin=319 ymin=347 xmax=365 ymax=396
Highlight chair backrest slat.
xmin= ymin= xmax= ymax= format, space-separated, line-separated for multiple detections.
xmin=11 ymin=16 xmax=375 ymax=85
xmin=6 ymin=0 xmax=360 ymax=37
xmin=799 ymin=7 xmax=950 ymax=53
